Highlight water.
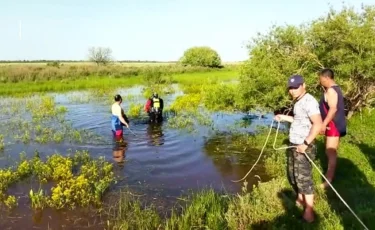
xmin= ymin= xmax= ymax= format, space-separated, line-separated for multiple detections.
xmin=0 ymin=86 xmax=278 ymax=229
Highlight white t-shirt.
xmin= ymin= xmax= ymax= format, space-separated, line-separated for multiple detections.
xmin=289 ymin=93 xmax=321 ymax=144
xmin=111 ymin=103 xmax=122 ymax=118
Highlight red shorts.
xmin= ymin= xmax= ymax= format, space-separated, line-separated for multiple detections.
xmin=112 ymin=130 xmax=123 ymax=136
xmin=326 ymin=121 xmax=340 ymax=137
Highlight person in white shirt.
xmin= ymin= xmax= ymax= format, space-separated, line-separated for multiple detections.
xmin=111 ymin=94 xmax=129 ymax=136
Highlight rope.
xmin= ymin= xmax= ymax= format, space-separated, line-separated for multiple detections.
xmin=127 ymin=127 xmax=137 ymax=136
xmin=303 ymin=148 xmax=369 ymax=230
xmin=232 ymin=119 xmax=369 ymax=230
xmin=231 ymin=119 xmax=289 ymax=183
xmin=230 ymin=120 xmax=275 ymax=183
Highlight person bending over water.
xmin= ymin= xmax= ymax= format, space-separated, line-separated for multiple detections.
xmin=111 ymin=94 xmax=129 ymax=136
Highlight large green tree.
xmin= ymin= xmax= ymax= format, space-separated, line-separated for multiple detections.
xmin=239 ymin=5 xmax=375 ymax=118
xmin=179 ymin=46 xmax=222 ymax=68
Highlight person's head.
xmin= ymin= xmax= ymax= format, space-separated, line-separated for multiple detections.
xmin=287 ymin=75 xmax=306 ymax=99
xmin=153 ymin=92 xmax=158 ymax=98
xmin=114 ymin=94 xmax=122 ymax=103
xmin=318 ymin=68 xmax=335 ymax=87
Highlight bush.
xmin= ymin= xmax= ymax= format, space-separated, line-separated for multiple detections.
xmin=180 ymin=46 xmax=222 ymax=68
xmin=239 ymin=4 xmax=375 ymax=117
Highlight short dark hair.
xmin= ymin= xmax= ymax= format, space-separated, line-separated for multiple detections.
xmin=114 ymin=94 xmax=122 ymax=102
xmin=319 ymin=68 xmax=334 ymax=79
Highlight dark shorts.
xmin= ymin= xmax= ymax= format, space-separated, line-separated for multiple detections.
xmin=287 ymin=142 xmax=316 ymax=195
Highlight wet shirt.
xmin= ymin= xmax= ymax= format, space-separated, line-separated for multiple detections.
xmin=289 ymin=93 xmax=321 ymax=144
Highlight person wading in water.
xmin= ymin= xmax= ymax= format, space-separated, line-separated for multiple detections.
xmin=318 ymin=68 xmax=347 ymax=189
xmin=145 ymin=93 xmax=164 ymax=123
xmin=274 ymin=75 xmax=322 ymax=223
xmin=111 ymin=94 xmax=129 ymax=136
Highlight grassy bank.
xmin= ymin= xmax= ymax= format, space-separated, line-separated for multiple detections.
xmin=0 ymin=63 xmax=237 ymax=83
xmin=106 ymin=110 xmax=375 ymax=230
xmin=0 ymin=67 xmax=237 ymax=97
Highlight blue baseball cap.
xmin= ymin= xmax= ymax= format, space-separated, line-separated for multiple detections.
xmin=287 ymin=75 xmax=304 ymax=88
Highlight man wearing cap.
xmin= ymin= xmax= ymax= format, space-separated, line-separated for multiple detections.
xmin=274 ymin=75 xmax=322 ymax=223
xmin=111 ymin=94 xmax=129 ymax=136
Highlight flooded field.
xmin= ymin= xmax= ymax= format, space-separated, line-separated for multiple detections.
xmin=0 ymin=85 xmax=279 ymax=229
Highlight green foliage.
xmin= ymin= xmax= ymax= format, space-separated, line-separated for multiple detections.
xmin=166 ymin=94 xmax=214 ymax=132
xmin=169 ymin=94 xmax=202 ymax=113
xmin=239 ymin=4 xmax=375 ymax=115
xmin=308 ymin=5 xmax=375 ymax=116
xmin=166 ymin=190 xmax=228 ymax=230
xmin=4 ymin=195 xmax=17 ymax=209
xmin=202 ymin=83 xmax=239 ymax=112
xmin=30 ymin=189 xmax=47 ymax=210
xmin=180 ymin=46 xmax=222 ymax=68
xmin=108 ymin=192 xmax=162 ymax=230
xmin=46 ymin=61 xmax=61 ymax=68
xmin=127 ymin=103 xmax=143 ymax=118
xmin=142 ymin=67 xmax=172 ymax=86
xmin=4 ymin=96 xmax=103 ymax=145
xmin=0 ymin=64 xmax=220 ymax=84
xmin=0 ymin=150 xmax=115 ymax=210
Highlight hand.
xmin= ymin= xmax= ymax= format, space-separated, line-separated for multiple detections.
xmin=319 ymin=126 xmax=326 ymax=135
xmin=274 ymin=114 xmax=283 ymax=122
xmin=296 ymin=144 xmax=308 ymax=154
xmin=125 ymin=123 xmax=129 ymax=128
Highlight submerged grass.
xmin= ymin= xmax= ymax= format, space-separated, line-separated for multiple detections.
xmin=0 ymin=95 xmax=103 ymax=148
xmin=106 ymin=110 xmax=375 ymax=230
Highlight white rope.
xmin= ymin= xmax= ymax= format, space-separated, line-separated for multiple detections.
xmin=230 ymin=120 xmax=275 ymax=183
xmin=232 ymin=119 xmax=369 ymax=230
xmin=127 ymin=127 xmax=137 ymax=136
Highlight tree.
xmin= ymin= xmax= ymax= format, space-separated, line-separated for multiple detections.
xmin=179 ymin=46 xmax=222 ymax=68
xmin=239 ymin=4 xmax=375 ymax=118
xmin=87 ymin=47 xmax=113 ymax=65
xmin=308 ymin=5 xmax=375 ymax=118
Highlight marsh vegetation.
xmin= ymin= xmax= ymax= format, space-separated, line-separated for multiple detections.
xmin=0 ymin=4 xmax=374 ymax=230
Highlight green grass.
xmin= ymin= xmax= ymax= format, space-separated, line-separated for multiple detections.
xmin=0 ymin=69 xmax=237 ymax=97
xmin=106 ymin=109 xmax=375 ymax=230
xmin=171 ymin=69 xmax=238 ymax=85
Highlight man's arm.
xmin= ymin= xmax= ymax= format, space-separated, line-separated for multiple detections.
xmin=305 ymin=114 xmax=322 ymax=144
xmin=275 ymin=114 xmax=294 ymax=123
xmin=323 ymin=88 xmax=338 ymax=127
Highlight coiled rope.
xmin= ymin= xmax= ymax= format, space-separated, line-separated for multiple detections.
xmin=232 ymin=119 xmax=369 ymax=230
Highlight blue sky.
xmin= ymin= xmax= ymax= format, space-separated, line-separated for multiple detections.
xmin=0 ymin=0 xmax=372 ymax=61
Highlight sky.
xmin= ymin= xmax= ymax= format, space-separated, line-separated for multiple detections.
xmin=0 ymin=0 xmax=373 ymax=62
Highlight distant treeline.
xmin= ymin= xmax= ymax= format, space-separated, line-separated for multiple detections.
xmin=0 ymin=60 xmax=177 ymax=63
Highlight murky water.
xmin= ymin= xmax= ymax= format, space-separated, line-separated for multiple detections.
xmin=0 ymin=85 xmax=278 ymax=229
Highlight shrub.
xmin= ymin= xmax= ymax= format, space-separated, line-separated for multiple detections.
xmin=239 ymin=4 xmax=375 ymax=118
xmin=180 ymin=46 xmax=222 ymax=68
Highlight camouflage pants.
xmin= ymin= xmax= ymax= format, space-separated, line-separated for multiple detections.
xmin=287 ymin=142 xmax=316 ymax=195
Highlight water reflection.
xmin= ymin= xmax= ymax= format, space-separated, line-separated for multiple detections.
xmin=203 ymin=133 xmax=270 ymax=187
xmin=147 ymin=123 xmax=165 ymax=146
xmin=112 ymin=134 xmax=128 ymax=168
